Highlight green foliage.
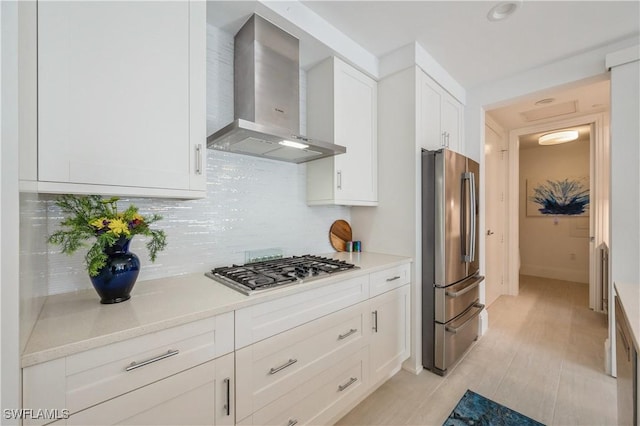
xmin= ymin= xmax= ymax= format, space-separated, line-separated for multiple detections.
xmin=48 ymin=195 xmax=168 ymax=276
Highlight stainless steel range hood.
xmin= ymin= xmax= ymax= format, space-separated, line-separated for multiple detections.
xmin=207 ymin=14 xmax=346 ymax=163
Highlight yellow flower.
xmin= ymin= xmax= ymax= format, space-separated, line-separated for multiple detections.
xmin=107 ymin=219 xmax=131 ymax=236
xmin=91 ymin=218 xmax=106 ymax=229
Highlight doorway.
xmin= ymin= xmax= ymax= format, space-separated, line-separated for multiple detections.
xmin=518 ymin=124 xmax=591 ymax=286
xmin=505 ymin=113 xmax=609 ymax=313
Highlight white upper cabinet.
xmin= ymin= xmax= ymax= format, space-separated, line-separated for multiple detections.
xmin=418 ymin=70 xmax=463 ymax=153
xmin=306 ymin=57 xmax=378 ymax=206
xmin=20 ymin=1 xmax=206 ymax=199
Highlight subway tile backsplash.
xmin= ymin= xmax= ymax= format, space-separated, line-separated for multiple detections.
xmin=20 ymin=24 xmax=349 ymax=296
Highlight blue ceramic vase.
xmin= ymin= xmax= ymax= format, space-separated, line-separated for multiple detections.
xmin=90 ymin=237 xmax=140 ymax=304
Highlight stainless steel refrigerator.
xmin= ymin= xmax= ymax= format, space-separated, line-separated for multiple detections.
xmin=422 ymin=148 xmax=484 ymax=375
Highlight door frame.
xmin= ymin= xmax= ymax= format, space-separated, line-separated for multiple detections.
xmin=506 ymin=113 xmax=608 ymax=308
xmin=484 ymin=115 xmax=508 ymax=306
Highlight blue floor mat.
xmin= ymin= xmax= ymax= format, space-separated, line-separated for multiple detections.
xmin=443 ymin=389 xmax=545 ymax=426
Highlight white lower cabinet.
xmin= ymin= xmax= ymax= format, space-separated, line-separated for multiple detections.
xmin=370 ymin=285 xmax=411 ymax=385
xmin=22 ymin=313 xmax=234 ymax=426
xmin=23 ymin=263 xmax=411 ymax=426
xmin=236 ymin=266 xmax=411 ymax=426
xmin=63 ymin=353 xmax=234 ymax=426
xmin=235 ymin=301 xmax=370 ymax=421
xmin=238 ymin=348 xmax=369 ymax=426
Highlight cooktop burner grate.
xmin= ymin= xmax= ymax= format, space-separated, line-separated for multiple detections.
xmin=205 ymin=255 xmax=358 ymax=295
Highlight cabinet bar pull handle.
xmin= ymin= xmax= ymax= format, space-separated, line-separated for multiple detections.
xmin=338 ymin=328 xmax=358 ymax=340
xmin=195 ymin=144 xmax=203 ymax=175
xmin=287 ymin=420 xmax=298 ymax=426
xmin=223 ymin=377 xmax=231 ymax=416
xmin=337 ymin=170 xmax=342 ymax=190
xmin=125 ymin=349 xmax=179 ymax=372
xmin=269 ymin=358 xmax=298 ymax=375
xmin=338 ymin=377 xmax=358 ymax=392
xmin=372 ymin=310 xmax=378 ymax=333
xmin=441 ymin=132 xmax=447 ymax=147
xmin=386 ymin=275 xmax=401 ymax=282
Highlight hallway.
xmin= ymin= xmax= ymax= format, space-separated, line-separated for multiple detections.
xmin=337 ymin=275 xmax=616 ymax=425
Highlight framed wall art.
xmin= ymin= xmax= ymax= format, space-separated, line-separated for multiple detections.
xmin=526 ymin=176 xmax=590 ymax=217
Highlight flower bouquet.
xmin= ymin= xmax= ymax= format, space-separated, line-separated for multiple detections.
xmin=48 ymin=195 xmax=167 ymax=303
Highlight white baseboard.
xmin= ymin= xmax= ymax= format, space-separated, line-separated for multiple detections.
xmin=520 ymin=264 xmax=588 ymax=283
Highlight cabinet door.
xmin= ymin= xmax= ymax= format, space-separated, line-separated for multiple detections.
xmin=369 ymin=285 xmax=411 ymax=385
xmin=333 ymin=58 xmax=377 ymax=204
xmin=306 ymin=57 xmax=377 ymax=206
xmin=66 ymin=360 xmax=218 ymax=425
xmin=37 ymin=1 xmax=205 ymax=196
xmin=215 ymin=353 xmax=235 ymax=426
xmin=419 ymin=73 xmax=444 ymax=150
xmin=441 ymin=92 xmax=463 ymax=153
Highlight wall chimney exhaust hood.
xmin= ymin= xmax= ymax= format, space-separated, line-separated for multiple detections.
xmin=207 ymin=14 xmax=346 ymax=163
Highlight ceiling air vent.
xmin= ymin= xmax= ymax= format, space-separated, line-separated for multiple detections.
xmin=520 ymin=101 xmax=578 ymax=122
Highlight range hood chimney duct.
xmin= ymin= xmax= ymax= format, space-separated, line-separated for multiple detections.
xmin=206 ymin=14 xmax=346 ymax=163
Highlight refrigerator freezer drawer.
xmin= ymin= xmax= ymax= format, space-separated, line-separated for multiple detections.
xmin=434 ymin=303 xmax=484 ymax=374
xmin=435 ymin=275 xmax=484 ymax=323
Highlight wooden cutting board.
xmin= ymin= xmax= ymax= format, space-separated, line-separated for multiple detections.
xmin=329 ymin=220 xmax=352 ymax=252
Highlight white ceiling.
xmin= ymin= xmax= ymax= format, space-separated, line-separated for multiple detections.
xmin=207 ymin=1 xmax=639 ymax=131
xmin=300 ymin=1 xmax=640 ymax=89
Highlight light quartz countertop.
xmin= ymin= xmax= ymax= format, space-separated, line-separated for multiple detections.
xmin=22 ymin=251 xmax=411 ymax=367
xmin=615 ymin=281 xmax=640 ymax=349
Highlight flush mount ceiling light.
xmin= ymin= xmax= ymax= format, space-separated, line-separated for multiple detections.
xmin=538 ymin=130 xmax=579 ymax=145
xmin=487 ymin=1 xmax=521 ymax=21
xmin=279 ymin=140 xmax=309 ymax=150
xmin=535 ymin=98 xmax=555 ymax=106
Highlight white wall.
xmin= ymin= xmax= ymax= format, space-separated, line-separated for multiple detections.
xmin=465 ymin=35 xmax=638 ymax=301
xmin=519 ymin=139 xmax=590 ymax=283
xmin=608 ymin=54 xmax=640 ymax=286
xmin=2 ymin=0 xmax=22 ymax=419
xmin=18 ymin=24 xmax=350 ymax=296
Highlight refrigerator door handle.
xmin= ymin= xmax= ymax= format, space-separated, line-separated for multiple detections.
xmin=469 ymin=171 xmax=477 ymax=262
xmin=462 ymin=172 xmax=474 ymax=263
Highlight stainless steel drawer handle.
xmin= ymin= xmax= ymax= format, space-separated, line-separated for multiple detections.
xmin=445 ymin=304 xmax=484 ymax=334
xmin=269 ymin=358 xmax=298 ymax=375
xmin=287 ymin=419 xmax=298 ymax=426
xmin=338 ymin=377 xmax=358 ymax=392
xmin=445 ymin=276 xmax=483 ymax=298
xmin=338 ymin=328 xmax=358 ymax=340
xmin=386 ymin=276 xmax=401 ymax=282
xmin=372 ymin=310 xmax=378 ymax=333
xmin=125 ymin=349 xmax=179 ymax=372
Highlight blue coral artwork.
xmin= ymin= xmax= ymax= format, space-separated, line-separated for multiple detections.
xmin=526 ymin=177 xmax=590 ymax=217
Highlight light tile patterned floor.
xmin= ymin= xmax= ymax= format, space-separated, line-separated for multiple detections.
xmin=336 ymin=275 xmax=617 ymax=426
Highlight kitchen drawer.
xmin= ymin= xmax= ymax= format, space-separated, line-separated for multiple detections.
xmin=23 ymin=312 xmax=233 ymax=424
xmin=64 ymin=359 xmax=218 ymax=425
xmin=369 ymin=263 xmax=410 ymax=297
xmin=241 ymin=348 xmax=369 ymax=426
xmin=235 ymin=301 xmax=369 ymax=421
xmin=235 ymin=274 xmax=369 ymax=349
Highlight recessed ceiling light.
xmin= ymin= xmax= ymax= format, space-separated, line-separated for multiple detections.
xmin=535 ymin=98 xmax=555 ymax=105
xmin=538 ymin=130 xmax=579 ymax=145
xmin=487 ymin=1 xmax=522 ymax=22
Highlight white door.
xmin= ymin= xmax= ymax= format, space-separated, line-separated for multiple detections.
xmin=484 ymin=121 xmax=507 ymax=307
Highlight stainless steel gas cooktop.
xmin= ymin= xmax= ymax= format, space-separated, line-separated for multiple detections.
xmin=205 ymin=255 xmax=358 ymax=295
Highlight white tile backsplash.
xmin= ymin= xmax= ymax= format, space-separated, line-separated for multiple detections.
xmin=20 ymin=24 xmax=349 ymax=296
